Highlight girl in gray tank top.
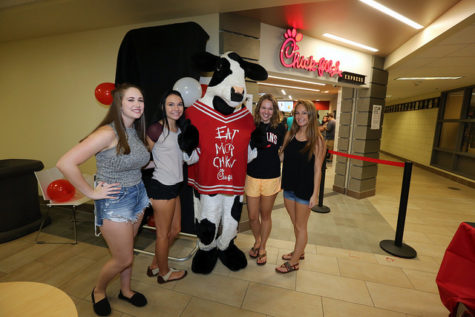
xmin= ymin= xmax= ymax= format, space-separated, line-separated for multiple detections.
xmin=56 ymin=84 xmax=150 ymax=315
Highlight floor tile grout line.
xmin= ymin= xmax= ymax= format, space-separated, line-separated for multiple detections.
xmin=239 ymin=280 xmax=251 ymax=308
xmin=178 ymin=295 xmax=193 ymax=317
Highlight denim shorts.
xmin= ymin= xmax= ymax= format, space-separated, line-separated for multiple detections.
xmin=283 ymin=190 xmax=310 ymax=206
xmin=94 ymin=181 xmax=150 ymax=227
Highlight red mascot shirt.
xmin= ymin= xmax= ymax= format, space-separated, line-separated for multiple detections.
xmin=186 ymin=100 xmax=255 ymax=195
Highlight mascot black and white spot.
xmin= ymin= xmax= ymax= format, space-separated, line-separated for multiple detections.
xmin=178 ymin=51 xmax=268 ymax=274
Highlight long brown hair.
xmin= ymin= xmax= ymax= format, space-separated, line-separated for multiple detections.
xmin=282 ymin=99 xmax=322 ymax=160
xmin=253 ymin=94 xmax=280 ymax=128
xmin=93 ymin=83 xmax=147 ymax=154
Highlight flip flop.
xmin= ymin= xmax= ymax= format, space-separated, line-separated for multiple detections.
xmin=249 ymin=246 xmax=259 ymax=259
xmin=157 ymin=268 xmax=187 ymax=284
xmin=275 ymin=261 xmax=299 ymax=274
xmin=281 ymin=252 xmax=305 ymax=261
xmin=256 ymin=252 xmax=267 ymax=266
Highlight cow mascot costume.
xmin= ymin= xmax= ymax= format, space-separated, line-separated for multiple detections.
xmin=178 ymin=51 xmax=268 ymax=274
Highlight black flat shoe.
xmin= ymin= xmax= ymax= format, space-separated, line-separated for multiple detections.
xmin=91 ymin=288 xmax=111 ymax=316
xmin=118 ymin=290 xmax=147 ymax=307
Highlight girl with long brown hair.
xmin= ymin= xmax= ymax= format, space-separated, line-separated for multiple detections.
xmin=276 ymin=99 xmax=326 ymax=273
xmin=57 ymin=83 xmax=149 ymax=315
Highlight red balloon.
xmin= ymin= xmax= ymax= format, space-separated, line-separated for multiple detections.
xmin=47 ymin=179 xmax=76 ymax=202
xmin=147 ymin=214 xmax=156 ymax=227
xmin=95 ymin=82 xmax=115 ymax=105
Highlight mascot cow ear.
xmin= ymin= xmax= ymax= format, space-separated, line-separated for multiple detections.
xmin=228 ymin=52 xmax=268 ymax=81
xmin=242 ymin=61 xmax=268 ymax=81
xmin=193 ymin=52 xmax=220 ymax=72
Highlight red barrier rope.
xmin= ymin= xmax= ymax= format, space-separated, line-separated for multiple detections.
xmin=328 ymin=150 xmax=405 ymax=167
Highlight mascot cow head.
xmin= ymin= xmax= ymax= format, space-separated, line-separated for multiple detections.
xmin=195 ymin=52 xmax=268 ymax=115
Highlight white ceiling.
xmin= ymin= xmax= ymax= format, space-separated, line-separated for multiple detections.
xmin=1 ymin=0 xmax=474 ymax=104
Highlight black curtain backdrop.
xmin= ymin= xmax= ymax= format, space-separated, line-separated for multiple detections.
xmin=115 ymin=21 xmax=209 ymax=125
xmin=115 ymin=22 xmax=209 ymax=234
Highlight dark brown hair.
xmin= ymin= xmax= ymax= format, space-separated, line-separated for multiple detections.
xmin=93 ymin=83 xmax=147 ymax=154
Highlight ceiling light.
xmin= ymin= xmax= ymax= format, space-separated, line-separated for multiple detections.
xmin=281 ymin=89 xmax=286 ymax=95
xmin=396 ymin=76 xmax=462 ymax=80
xmin=268 ymin=75 xmax=326 ymax=86
xmin=323 ymin=90 xmax=329 ymax=93
xmin=359 ymin=0 xmax=423 ymax=29
xmin=258 ymin=82 xmax=321 ymax=93
xmin=323 ymin=33 xmax=378 ymax=52
xmin=288 ymin=95 xmax=292 ymax=100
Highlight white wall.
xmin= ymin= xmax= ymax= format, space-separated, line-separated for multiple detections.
xmin=0 ymin=14 xmax=219 ymax=174
xmin=380 ymin=108 xmax=439 ymax=165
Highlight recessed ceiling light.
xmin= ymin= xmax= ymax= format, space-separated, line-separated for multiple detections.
xmin=323 ymin=33 xmax=378 ymax=52
xmin=359 ymin=0 xmax=423 ymax=29
xmin=268 ymin=75 xmax=326 ymax=86
xmin=288 ymin=95 xmax=293 ymax=100
xmin=281 ymin=89 xmax=286 ymax=95
xmin=323 ymin=90 xmax=329 ymax=93
xmin=258 ymin=82 xmax=321 ymax=92
xmin=396 ymin=76 xmax=462 ymax=80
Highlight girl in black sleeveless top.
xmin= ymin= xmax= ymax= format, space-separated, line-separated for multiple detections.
xmin=276 ymin=100 xmax=326 ymax=274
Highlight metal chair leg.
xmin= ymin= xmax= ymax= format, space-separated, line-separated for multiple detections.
xmin=72 ymin=206 xmax=78 ymax=245
xmin=35 ymin=207 xmax=49 ymax=243
xmin=35 ymin=206 xmax=77 ymax=245
xmin=133 ymin=225 xmax=199 ymax=262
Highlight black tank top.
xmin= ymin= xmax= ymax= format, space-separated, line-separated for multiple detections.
xmin=281 ymin=137 xmax=315 ymax=201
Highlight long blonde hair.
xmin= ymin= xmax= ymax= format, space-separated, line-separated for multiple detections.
xmin=282 ymin=99 xmax=322 ymax=160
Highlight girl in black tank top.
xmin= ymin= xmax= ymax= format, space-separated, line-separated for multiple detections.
xmin=276 ymin=100 xmax=326 ymax=274
xmin=282 ymin=137 xmax=315 ymax=201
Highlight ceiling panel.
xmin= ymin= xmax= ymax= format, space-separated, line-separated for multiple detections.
xmin=0 ymin=0 xmax=472 ymax=104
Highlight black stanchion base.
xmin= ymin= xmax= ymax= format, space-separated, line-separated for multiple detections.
xmin=379 ymin=240 xmax=417 ymax=259
xmin=312 ymin=205 xmax=330 ymax=213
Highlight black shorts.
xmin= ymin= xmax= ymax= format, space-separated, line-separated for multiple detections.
xmin=147 ymin=179 xmax=183 ymax=200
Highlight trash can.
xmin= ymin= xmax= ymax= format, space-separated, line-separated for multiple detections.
xmin=0 ymin=159 xmax=44 ymax=243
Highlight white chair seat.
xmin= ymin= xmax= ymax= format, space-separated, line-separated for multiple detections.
xmin=34 ymin=167 xmax=93 ymax=244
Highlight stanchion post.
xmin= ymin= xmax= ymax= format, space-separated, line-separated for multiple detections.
xmin=395 ymin=161 xmax=412 ymax=246
xmin=312 ymin=150 xmax=330 ymax=213
xmin=380 ymin=161 xmax=417 ymax=258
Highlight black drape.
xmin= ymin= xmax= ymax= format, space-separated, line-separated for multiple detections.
xmin=115 ymin=21 xmax=209 ymax=126
xmin=115 ymin=22 xmax=209 ymax=235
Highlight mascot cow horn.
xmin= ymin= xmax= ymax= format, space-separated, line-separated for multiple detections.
xmin=178 ymin=51 xmax=268 ymax=274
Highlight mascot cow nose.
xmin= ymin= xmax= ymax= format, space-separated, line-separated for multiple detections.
xmin=230 ymin=86 xmax=244 ymax=102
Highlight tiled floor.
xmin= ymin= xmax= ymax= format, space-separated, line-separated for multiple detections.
xmin=1 ymin=154 xmax=474 ymax=316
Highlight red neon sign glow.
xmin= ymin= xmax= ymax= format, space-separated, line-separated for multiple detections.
xmin=280 ymin=28 xmax=343 ymax=78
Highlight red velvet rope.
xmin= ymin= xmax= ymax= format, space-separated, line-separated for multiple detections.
xmin=328 ymin=150 xmax=405 ymax=167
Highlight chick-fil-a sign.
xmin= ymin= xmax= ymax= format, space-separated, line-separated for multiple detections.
xmin=280 ymin=28 xmax=343 ymax=78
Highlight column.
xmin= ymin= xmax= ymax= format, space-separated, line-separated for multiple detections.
xmin=333 ymin=56 xmax=388 ymax=199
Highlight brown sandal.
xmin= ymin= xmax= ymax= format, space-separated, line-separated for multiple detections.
xmin=249 ymin=246 xmax=259 ymax=259
xmin=146 ymin=266 xmax=159 ymax=277
xmin=281 ymin=252 xmax=305 ymax=261
xmin=275 ymin=261 xmax=299 ymax=273
xmin=256 ymin=252 xmax=267 ymax=266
